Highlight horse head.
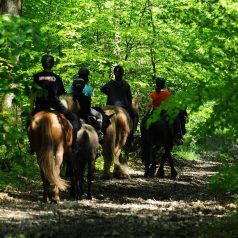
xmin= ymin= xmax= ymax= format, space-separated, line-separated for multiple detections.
xmin=60 ymin=94 xmax=81 ymax=114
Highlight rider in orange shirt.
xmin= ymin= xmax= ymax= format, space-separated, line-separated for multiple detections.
xmin=145 ymin=77 xmax=171 ymax=116
xmin=145 ymin=77 xmax=185 ymax=145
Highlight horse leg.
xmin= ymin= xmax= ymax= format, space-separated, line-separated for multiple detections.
xmin=141 ymin=137 xmax=153 ymax=178
xmin=113 ymin=147 xmax=130 ymax=179
xmin=77 ymin=162 xmax=85 ymax=200
xmin=156 ymin=153 xmax=167 ymax=178
xmin=124 ymin=133 xmax=133 ymax=163
xmin=67 ymin=152 xmax=77 ymax=199
xmin=102 ymin=153 xmax=113 ymax=180
xmin=102 ymin=140 xmax=113 ymax=180
xmin=40 ymin=170 xmax=51 ymax=203
xmin=142 ymin=143 xmax=151 ymax=178
xmin=87 ymin=159 xmax=93 ymax=200
xmin=149 ymin=148 xmax=157 ymax=178
xmin=167 ymin=152 xmax=177 ymax=178
xmin=52 ymin=144 xmax=64 ymax=203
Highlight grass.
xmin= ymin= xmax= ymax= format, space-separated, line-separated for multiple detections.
xmin=0 ymin=155 xmax=40 ymax=192
xmin=174 ymin=148 xmax=200 ymax=161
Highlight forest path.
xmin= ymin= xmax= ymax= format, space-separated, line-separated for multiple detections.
xmin=0 ymin=157 xmax=237 ymax=238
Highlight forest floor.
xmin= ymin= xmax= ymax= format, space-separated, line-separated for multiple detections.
xmin=0 ymin=155 xmax=237 ymax=238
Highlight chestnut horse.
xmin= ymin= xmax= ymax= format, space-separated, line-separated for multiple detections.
xmin=101 ymin=105 xmax=133 ymax=179
xmin=28 ymin=110 xmax=72 ymax=202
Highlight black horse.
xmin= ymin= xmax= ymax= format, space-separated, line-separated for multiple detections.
xmin=140 ymin=113 xmax=178 ymax=179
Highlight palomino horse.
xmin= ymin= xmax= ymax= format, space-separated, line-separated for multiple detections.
xmin=69 ymin=124 xmax=100 ymax=200
xmin=140 ymin=114 xmax=177 ymax=179
xmin=101 ymin=105 xmax=133 ymax=179
xmin=28 ymin=110 xmax=72 ymax=202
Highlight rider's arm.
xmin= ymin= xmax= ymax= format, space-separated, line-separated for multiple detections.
xmin=57 ymin=76 xmax=66 ymax=96
xmin=100 ymin=82 xmax=110 ymax=95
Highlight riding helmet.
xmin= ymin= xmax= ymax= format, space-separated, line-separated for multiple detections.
xmin=41 ymin=54 xmax=54 ymax=69
xmin=114 ymin=65 xmax=124 ymax=75
xmin=156 ymin=77 xmax=166 ymax=89
xmin=78 ymin=67 xmax=90 ymax=78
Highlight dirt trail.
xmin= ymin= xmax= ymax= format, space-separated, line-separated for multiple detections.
xmin=0 ymin=157 xmax=237 ymax=238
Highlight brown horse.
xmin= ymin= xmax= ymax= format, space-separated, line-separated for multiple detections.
xmin=28 ymin=110 xmax=72 ymax=203
xmin=60 ymin=94 xmax=133 ymax=179
xmin=101 ymin=105 xmax=133 ymax=179
xmin=69 ymin=123 xmax=100 ymax=200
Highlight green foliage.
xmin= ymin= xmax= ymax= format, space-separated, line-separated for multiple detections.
xmin=0 ymin=155 xmax=40 ymax=191
xmin=210 ymin=163 xmax=238 ymax=194
xmin=0 ymin=1 xmax=238 ymax=195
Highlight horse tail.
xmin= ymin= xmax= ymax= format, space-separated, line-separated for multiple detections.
xmin=38 ymin=116 xmax=68 ymax=191
xmin=113 ymin=110 xmax=131 ymax=172
xmin=115 ymin=110 xmax=131 ymax=155
xmin=77 ymin=129 xmax=89 ymax=152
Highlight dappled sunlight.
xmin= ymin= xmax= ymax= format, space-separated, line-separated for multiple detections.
xmin=0 ymin=157 xmax=237 ymax=237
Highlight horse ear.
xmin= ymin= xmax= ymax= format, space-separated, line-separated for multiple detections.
xmin=107 ymin=113 xmax=114 ymax=120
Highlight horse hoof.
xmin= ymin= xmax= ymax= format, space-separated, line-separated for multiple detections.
xmin=42 ymin=197 xmax=49 ymax=203
xmin=51 ymin=199 xmax=59 ymax=204
xmin=101 ymin=173 xmax=112 ymax=180
xmin=144 ymin=172 xmax=149 ymax=178
xmin=156 ymin=170 xmax=164 ymax=178
xmin=87 ymin=195 xmax=92 ymax=200
xmin=171 ymin=170 xmax=177 ymax=179
xmin=113 ymin=172 xmax=130 ymax=179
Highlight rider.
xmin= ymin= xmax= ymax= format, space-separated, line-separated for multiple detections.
xmin=30 ymin=54 xmax=81 ymax=152
xmin=70 ymin=67 xmax=104 ymax=143
xmin=145 ymin=76 xmax=186 ymax=145
xmin=100 ymin=65 xmax=138 ymax=135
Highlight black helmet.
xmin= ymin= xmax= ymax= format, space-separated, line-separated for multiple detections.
xmin=78 ymin=67 xmax=90 ymax=78
xmin=41 ymin=54 xmax=54 ymax=69
xmin=114 ymin=65 xmax=124 ymax=75
xmin=156 ymin=77 xmax=166 ymax=89
xmin=72 ymin=78 xmax=86 ymax=97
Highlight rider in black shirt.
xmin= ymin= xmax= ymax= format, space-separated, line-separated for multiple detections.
xmin=100 ymin=65 xmax=138 ymax=135
xmin=31 ymin=54 xmax=81 ymax=152
xmin=71 ymin=67 xmax=104 ymax=143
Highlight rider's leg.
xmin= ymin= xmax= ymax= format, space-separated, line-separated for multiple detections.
xmin=52 ymin=99 xmax=81 ymax=151
xmin=90 ymin=108 xmax=104 ymax=143
xmin=128 ymin=106 xmax=138 ymax=135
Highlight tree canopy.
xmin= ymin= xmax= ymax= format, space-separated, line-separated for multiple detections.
xmin=0 ymin=0 xmax=237 ymax=156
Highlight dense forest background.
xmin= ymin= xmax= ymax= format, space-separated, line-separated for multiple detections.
xmin=0 ymin=0 xmax=238 ymax=193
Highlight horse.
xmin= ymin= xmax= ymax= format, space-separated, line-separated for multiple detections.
xmin=28 ymin=110 xmax=72 ymax=203
xmin=123 ymin=96 xmax=140 ymax=160
xmin=69 ymin=123 xmax=100 ymax=200
xmin=60 ymin=94 xmax=133 ymax=180
xmin=60 ymin=94 xmax=113 ymax=136
xmin=140 ymin=113 xmax=177 ymax=179
xmin=101 ymin=105 xmax=133 ymax=179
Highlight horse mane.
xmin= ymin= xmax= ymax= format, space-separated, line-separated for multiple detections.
xmin=60 ymin=94 xmax=81 ymax=113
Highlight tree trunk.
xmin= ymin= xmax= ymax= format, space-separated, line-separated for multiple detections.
xmin=0 ymin=0 xmax=22 ymax=16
